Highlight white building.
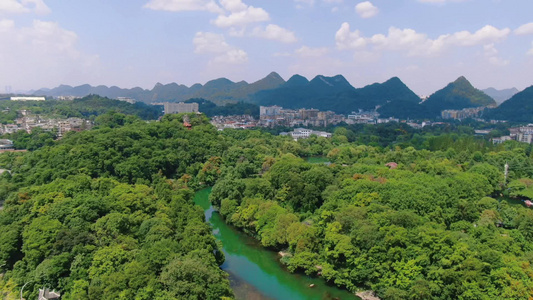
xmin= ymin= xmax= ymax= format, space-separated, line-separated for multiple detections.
xmin=284 ymin=128 xmax=332 ymax=140
xmin=56 ymin=96 xmax=77 ymax=101
xmin=10 ymin=96 xmax=45 ymax=101
xmin=164 ymin=102 xmax=199 ymax=114
xmin=492 ymin=136 xmax=512 ymax=144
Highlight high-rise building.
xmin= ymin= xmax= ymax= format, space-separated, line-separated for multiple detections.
xmin=259 ymin=106 xmax=282 ymax=118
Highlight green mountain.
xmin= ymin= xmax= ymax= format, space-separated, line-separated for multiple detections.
xmin=485 ymin=86 xmax=533 ymax=122
xmin=421 ymin=76 xmax=496 ymax=117
xmin=252 ymin=75 xmax=420 ymax=114
xmin=284 ymin=74 xmax=309 ymax=87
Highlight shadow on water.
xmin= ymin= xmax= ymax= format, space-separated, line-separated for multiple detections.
xmin=194 ymin=188 xmax=360 ymax=300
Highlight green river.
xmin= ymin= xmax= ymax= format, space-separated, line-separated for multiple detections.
xmin=194 ymin=188 xmax=360 ymax=300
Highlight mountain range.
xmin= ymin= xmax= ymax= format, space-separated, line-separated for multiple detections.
xmin=378 ymin=76 xmax=497 ymax=119
xmin=32 ymin=72 xmax=529 ymax=120
xmin=33 ymin=72 xmax=286 ymax=105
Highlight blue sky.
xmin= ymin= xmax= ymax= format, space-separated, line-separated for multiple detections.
xmin=1 ymin=0 xmax=532 ymax=95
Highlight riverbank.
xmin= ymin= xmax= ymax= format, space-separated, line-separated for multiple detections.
xmin=356 ymin=291 xmax=381 ymax=300
xmin=194 ymin=188 xmax=360 ymax=300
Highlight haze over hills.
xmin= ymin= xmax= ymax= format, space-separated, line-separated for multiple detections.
xmin=33 ymin=73 xmax=424 ymax=115
xmin=31 ymin=73 xmax=516 ymax=121
xmin=482 ymin=87 xmax=519 ymax=105
xmin=484 ymin=85 xmax=533 ymax=122
xmin=33 ymin=72 xmax=286 ymax=105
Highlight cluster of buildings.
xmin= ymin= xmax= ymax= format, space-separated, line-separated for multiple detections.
xmin=0 ymin=110 xmax=93 ymax=137
xmin=210 ymin=115 xmax=257 ymax=130
xmin=346 ymin=110 xmax=402 ymax=125
xmin=493 ymin=124 xmax=533 ymax=144
xmin=259 ymin=106 xmax=345 ymax=127
xmin=259 ymin=106 xmax=404 ymax=127
xmin=441 ymin=107 xmax=486 ymax=120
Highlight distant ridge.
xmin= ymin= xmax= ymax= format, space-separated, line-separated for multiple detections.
xmin=482 ymin=87 xmax=519 ymax=105
xmin=33 ymin=73 xmax=423 ymax=116
xmin=33 ymin=72 xmax=286 ymax=105
xmin=33 ymin=73 xmax=529 ymax=121
xmin=485 ymin=86 xmax=533 ymax=122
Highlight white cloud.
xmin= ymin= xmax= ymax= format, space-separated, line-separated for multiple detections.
xmin=528 ymin=42 xmax=533 ymax=56
xmin=0 ymin=19 xmax=99 ymax=89
xmin=228 ymin=27 xmax=245 ymax=37
xmin=212 ymin=49 xmax=248 ymax=64
xmin=336 ymin=23 xmax=511 ymax=56
xmin=193 ymin=31 xmax=230 ymax=54
xmin=369 ymin=27 xmax=437 ymax=55
xmin=355 ymin=1 xmax=379 ymax=19
xmin=219 ymin=0 xmax=247 ymax=12
xmin=335 ymin=22 xmax=366 ymax=50
xmin=447 ymin=25 xmax=510 ymax=46
xmin=515 ymin=23 xmax=533 ymax=36
xmin=483 ymin=43 xmax=509 ymax=66
xmin=295 ymin=46 xmax=329 ymax=57
xmin=0 ymin=0 xmax=50 ymax=15
xmin=213 ymin=3 xmax=269 ymax=27
xmin=0 ymin=19 xmax=15 ymax=31
xmin=193 ymin=32 xmax=248 ymax=64
xmin=23 ymin=0 xmax=50 ymax=14
xmin=251 ymin=24 xmax=297 ymax=43
xmin=144 ymin=0 xmax=223 ymax=13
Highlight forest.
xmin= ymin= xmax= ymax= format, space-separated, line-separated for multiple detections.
xmin=0 ymin=95 xmax=163 ymax=124
xmin=1 ymin=112 xmax=533 ymax=299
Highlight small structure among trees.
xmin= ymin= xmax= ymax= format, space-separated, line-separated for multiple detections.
xmin=38 ymin=288 xmax=60 ymax=300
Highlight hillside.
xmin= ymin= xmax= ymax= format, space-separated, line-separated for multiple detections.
xmin=252 ymin=75 xmax=420 ymax=114
xmin=420 ymin=76 xmax=496 ymax=117
xmin=184 ymin=98 xmax=260 ymax=117
xmin=485 ymin=86 xmax=533 ymax=122
xmin=0 ymin=94 xmax=163 ymax=121
xmin=482 ymin=87 xmax=519 ymax=105
xmin=33 ymin=72 xmax=285 ymax=105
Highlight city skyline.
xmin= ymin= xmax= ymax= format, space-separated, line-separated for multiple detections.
xmin=1 ymin=0 xmax=532 ymax=95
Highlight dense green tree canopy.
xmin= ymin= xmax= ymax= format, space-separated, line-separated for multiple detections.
xmin=2 ymin=108 xmax=533 ymax=300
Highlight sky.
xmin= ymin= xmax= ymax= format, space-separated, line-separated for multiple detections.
xmin=0 ymin=0 xmax=532 ymax=96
